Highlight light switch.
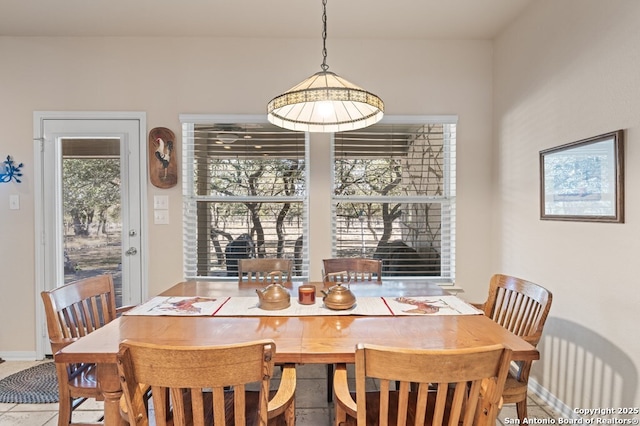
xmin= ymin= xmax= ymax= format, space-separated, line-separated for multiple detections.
xmin=154 ymin=210 xmax=169 ymax=225
xmin=9 ymin=194 xmax=20 ymax=210
xmin=154 ymin=195 xmax=169 ymax=210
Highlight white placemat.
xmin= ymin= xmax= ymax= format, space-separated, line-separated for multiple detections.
xmin=124 ymin=296 xmax=228 ymax=316
xmin=382 ymin=295 xmax=483 ymax=316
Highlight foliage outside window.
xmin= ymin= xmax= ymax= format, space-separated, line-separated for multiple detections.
xmin=63 ymin=158 xmax=121 ymax=237
xmin=61 ymin=139 xmax=123 ymax=285
xmin=332 ymin=121 xmax=456 ymax=281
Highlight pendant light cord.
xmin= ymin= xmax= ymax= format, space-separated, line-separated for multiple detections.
xmin=321 ymin=0 xmax=329 ymax=71
xmin=267 ymin=0 xmax=384 ymax=131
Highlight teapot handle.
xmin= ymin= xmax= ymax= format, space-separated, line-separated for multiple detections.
xmin=267 ymin=270 xmax=282 ymax=283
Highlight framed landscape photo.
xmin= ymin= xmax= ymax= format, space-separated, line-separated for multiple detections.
xmin=540 ymin=130 xmax=624 ymax=223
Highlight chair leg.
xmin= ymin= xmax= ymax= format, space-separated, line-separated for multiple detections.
xmin=334 ymin=401 xmax=346 ymax=426
xmin=285 ymin=397 xmax=296 ymax=426
xmin=516 ymin=398 xmax=528 ymax=424
xmin=327 ymin=364 xmax=334 ymax=402
xmin=58 ymin=398 xmax=73 ymax=426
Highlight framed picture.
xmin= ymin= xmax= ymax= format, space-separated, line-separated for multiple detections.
xmin=540 ymin=130 xmax=624 ymax=223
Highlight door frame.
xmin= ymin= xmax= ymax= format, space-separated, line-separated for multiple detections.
xmin=33 ymin=111 xmax=148 ymax=359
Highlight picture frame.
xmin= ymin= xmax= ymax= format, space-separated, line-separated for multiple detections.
xmin=540 ymin=130 xmax=624 ymax=223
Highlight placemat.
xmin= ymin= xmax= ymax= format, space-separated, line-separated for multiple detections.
xmin=383 ymin=295 xmax=483 ymax=316
xmin=124 ymin=296 xmax=228 ymax=316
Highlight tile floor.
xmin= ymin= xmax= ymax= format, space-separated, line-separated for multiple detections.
xmin=0 ymin=360 xmax=561 ymax=425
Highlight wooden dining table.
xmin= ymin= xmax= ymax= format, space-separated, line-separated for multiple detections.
xmin=55 ymin=280 xmax=539 ymax=425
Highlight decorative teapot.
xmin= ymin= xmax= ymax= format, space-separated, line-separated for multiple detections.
xmin=256 ymin=283 xmax=291 ymax=310
xmin=321 ymin=282 xmax=356 ymax=310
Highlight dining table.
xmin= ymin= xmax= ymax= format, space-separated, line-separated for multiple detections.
xmin=54 ymin=280 xmax=539 ymax=425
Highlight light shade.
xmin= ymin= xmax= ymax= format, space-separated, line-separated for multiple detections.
xmin=267 ymin=70 xmax=384 ymax=133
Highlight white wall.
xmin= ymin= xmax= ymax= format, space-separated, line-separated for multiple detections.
xmin=0 ymin=37 xmax=495 ymax=355
xmin=494 ymin=0 xmax=640 ymax=410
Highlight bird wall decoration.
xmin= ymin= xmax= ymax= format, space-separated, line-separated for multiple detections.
xmin=148 ymin=127 xmax=178 ymax=188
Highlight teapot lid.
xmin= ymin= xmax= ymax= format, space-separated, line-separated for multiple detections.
xmin=328 ymin=282 xmax=350 ymax=292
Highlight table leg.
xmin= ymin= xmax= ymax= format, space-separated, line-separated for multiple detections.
xmin=97 ymin=363 xmax=126 ymax=426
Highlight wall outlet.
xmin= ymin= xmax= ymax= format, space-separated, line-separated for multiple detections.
xmin=9 ymin=194 xmax=20 ymax=210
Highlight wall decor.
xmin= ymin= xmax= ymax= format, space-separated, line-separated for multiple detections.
xmin=0 ymin=155 xmax=23 ymax=183
xmin=148 ymin=127 xmax=177 ymax=189
xmin=540 ymin=130 xmax=624 ymax=223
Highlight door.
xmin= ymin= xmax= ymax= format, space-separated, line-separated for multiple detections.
xmin=34 ymin=112 xmax=147 ymax=358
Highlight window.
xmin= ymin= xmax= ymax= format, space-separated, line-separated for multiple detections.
xmin=182 ymin=115 xmax=456 ymax=283
xmin=332 ymin=119 xmax=456 ymax=281
xmin=182 ymin=119 xmax=308 ymax=279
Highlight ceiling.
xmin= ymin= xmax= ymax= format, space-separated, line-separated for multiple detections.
xmin=0 ymin=0 xmax=531 ymax=39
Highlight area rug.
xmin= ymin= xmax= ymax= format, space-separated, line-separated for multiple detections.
xmin=0 ymin=362 xmax=59 ymax=404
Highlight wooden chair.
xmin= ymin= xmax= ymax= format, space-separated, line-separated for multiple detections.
xmin=41 ymin=274 xmax=133 ymax=426
xmin=323 ymin=258 xmax=382 ymax=283
xmin=116 ymin=339 xmax=296 ymax=426
xmin=333 ymin=344 xmax=512 ymax=426
xmin=473 ymin=274 xmax=553 ymax=424
xmin=238 ymin=258 xmax=293 ymax=284
xmin=323 ymin=257 xmax=382 ymax=402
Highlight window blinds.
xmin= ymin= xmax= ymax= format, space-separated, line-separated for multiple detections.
xmin=331 ymin=120 xmax=456 ymax=281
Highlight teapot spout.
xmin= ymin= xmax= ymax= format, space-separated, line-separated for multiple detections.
xmin=255 ymin=288 xmax=264 ymax=301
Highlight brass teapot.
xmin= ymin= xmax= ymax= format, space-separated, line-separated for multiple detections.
xmin=321 ymin=282 xmax=356 ymax=311
xmin=256 ymin=283 xmax=291 ymax=310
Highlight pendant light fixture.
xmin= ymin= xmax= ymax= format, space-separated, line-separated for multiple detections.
xmin=267 ymin=0 xmax=384 ymax=133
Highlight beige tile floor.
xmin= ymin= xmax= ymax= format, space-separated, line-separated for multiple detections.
xmin=0 ymin=360 xmax=561 ymax=425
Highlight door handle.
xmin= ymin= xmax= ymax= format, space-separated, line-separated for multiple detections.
xmin=125 ymin=247 xmax=138 ymax=256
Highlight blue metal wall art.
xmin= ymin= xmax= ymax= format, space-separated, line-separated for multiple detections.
xmin=0 ymin=155 xmax=23 ymax=183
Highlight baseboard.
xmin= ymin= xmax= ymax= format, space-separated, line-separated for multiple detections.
xmin=529 ymin=377 xmax=579 ymax=420
xmin=0 ymin=351 xmax=39 ymax=361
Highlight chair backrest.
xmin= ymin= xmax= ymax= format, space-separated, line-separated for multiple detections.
xmin=238 ymin=258 xmax=293 ymax=284
xmin=322 ymin=258 xmax=382 ymax=283
xmin=41 ymin=274 xmax=118 ymax=353
xmin=117 ymin=339 xmax=278 ymax=426
xmin=353 ymin=344 xmax=512 ymax=426
xmin=482 ymin=274 xmax=553 ymax=346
